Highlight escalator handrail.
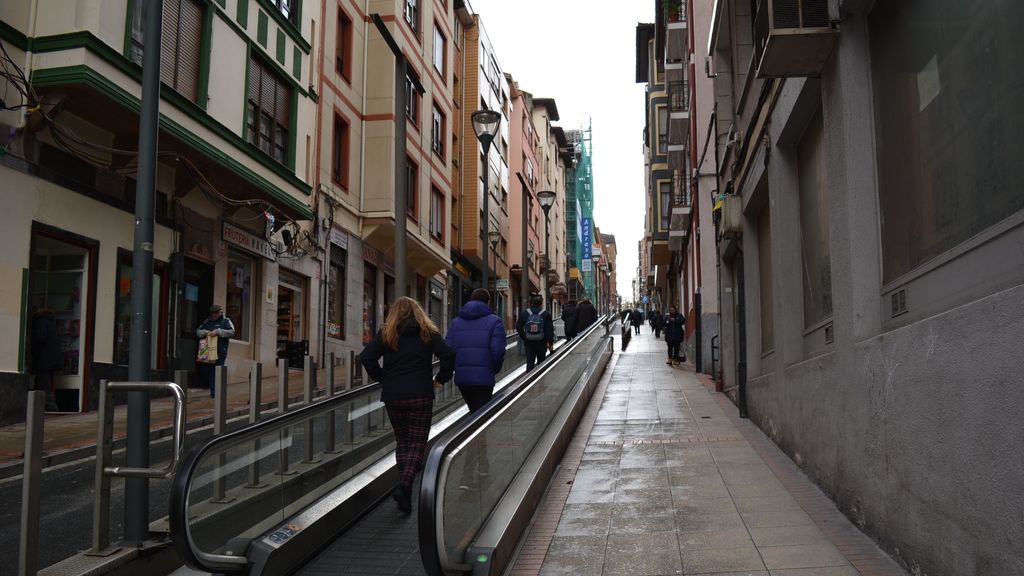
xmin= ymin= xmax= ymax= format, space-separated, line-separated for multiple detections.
xmin=169 ymin=332 xmax=519 ymax=572
xmin=417 ymin=316 xmax=609 ymax=576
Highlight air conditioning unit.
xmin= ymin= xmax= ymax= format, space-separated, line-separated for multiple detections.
xmin=721 ymin=195 xmax=742 ymax=240
xmin=754 ymin=0 xmax=839 ymax=78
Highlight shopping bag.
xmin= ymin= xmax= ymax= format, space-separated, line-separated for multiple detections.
xmin=197 ymin=333 xmax=219 ymax=363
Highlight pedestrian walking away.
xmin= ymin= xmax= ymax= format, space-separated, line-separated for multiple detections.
xmin=630 ymin=307 xmax=644 ymax=335
xmin=517 ymin=295 xmax=554 ymax=371
xmin=663 ymin=305 xmax=686 ymax=365
xmin=577 ymin=298 xmax=598 ymax=330
xmin=446 ymin=288 xmax=506 ymax=413
xmin=196 ymin=304 xmax=235 ymax=397
xmin=562 ymin=299 xmax=579 ymax=341
xmin=359 ymin=297 xmax=455 ymax=514
xmin=30 ymin=306 xmax=63 ymax=412
xmin=649 ymin=309 xmax=663 ymax=338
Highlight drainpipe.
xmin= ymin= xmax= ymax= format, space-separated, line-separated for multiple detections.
xmin=736 ymin=252 xmax=748 ymax=419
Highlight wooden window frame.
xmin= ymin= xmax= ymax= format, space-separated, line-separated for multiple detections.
xmin=336 ymin=7 xmax=353 ymax=82
xmin=332 ymin=112 xmax=350 ymax=190
xmin=429 ymin=184 xmax=445 ymax=242
xmin=406 ymin=155 xmax=419 ymax=221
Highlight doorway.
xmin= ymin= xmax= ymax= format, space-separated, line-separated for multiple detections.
xmin=277 ymin=268 xmax=307 ymax=368
xmin=177 ymin=257 xmax=214 ymax=373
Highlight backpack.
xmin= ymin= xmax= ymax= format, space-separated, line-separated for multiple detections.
xmin=523 ymin=309 xmax=545 ymax=341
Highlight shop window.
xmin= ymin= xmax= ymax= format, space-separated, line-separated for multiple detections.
xmin=247 ymin=55 xmax=292 ymax=164
xmin=226 ymin=251 xmax=255 ymax=342
xmin=114 ymin=251 xmax=165 ymax=368
xmin=328 ymin=245 xmax=346 ymax=339
xmin=130 ymin=0 xmax=204 ymax=102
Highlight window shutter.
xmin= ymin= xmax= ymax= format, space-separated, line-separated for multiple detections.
xmin=175 ymin=0 xmax=204 ymax=102
xmin=159 ymin=0 xmax=181 ymax=89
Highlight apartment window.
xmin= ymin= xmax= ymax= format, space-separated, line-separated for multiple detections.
xmin=130 ymin=0 xmax=204 ymax=102
xmin=659 ymin=181 xmax=671 ymax=230
xmin=336 ymin=8 xmax=353 ymax=81
xmin=798 ymin=111 xmax=832 ymax=329
xmin=404 ymin=0 xmax=418 ymax=34
xmin=431 ymin=105 xmax=446 ymax=159
xmin=406 ymin=156 xmax=419 ymax=219
xmin=432 ymin=23 xmax=446 ymax=78
xmin=405 ymin=70 xmax=420 ymax=125
xmin=327 ymin=244 xmax=346 ymax=339
xmin=657 ymin=105 xmax=668 ymax=154
xmin=453 ymin=16 xmax=462 ymax=49
xmin=871 ymin=0 xmax=1024 ymax=283
xmin=526 ymin=157 xmax=535 ymax=187
xmin=430 ymin=186 xmax=444 ymax=241
xmin=247 ymin=56 xmax=292 ymax=164
xmin=758 ymin=205 xmax=774 ymax=352
xmin=274 ymin=0 xmax=300 ymax=26
xmin=332 ymin=113 xmax=350 ymax=189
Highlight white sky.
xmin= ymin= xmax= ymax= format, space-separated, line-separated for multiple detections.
xmin=469 ymin=0 xmax=653 ymax=299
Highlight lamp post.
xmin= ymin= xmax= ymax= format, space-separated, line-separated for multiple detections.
xmin=537 ymin=190 xmax=556 ymax=310
xmin=472 ymin=109 xmax=501 ymax=296
xmin=488 ymin=230 xmax=501 ymax=312
xmin=592 ymin=254 xmax=601 ymax=314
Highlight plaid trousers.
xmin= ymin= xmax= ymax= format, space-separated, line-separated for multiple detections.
xmin=385 ymin=397 xmax=434 ymax=488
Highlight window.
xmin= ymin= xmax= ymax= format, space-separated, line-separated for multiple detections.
xmin=405 ymin=70 xmax=420 ymax=125
xmin=332 ymin=113 xmax=350 ymax=189
xmin=130 ymin=0 xmax=204 ymax=102
xmin=404 ymin=0 xmax=418 ymax=34
xmin=657 ymin=105 xmax=668 ymax=154
xmin=327 ymin=244 xmax=346 ymax=339
xmin=758 ymin=205 xmax=774 ymax=352
xmin=659 ymin=181 xmax=671 ymax=230
xmin=798 ymin=111 xmax=832 ymax=328
xmin=247 ymin=56 xmax=292 ymax=164
xmin=432 ymin=23 xmax=446 ymax=78
xmin=431 ymin=105 xmax=446 ymax=158
xmin=336 ymin=8 xmax=352 ymax=81
xmin=871 ymin=0 xmax=1024 ymax=283
xmin=274 ymin=0 xmax=299 ymax=26
xmin=526 ymin=157 xmax=535 ymax=187
xmin=430 ymin=186 xmax=444 ymax=241
xmin=406 ymin=156 xmax=418 ymax=219
xmin=226 ymin=251 xmax=254 ymax=342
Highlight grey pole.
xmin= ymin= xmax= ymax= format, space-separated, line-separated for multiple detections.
xmin=125 ymin=0 xmax=163 ymax=545
xmin=482 ymin=141 xmax=491 ymax=295
xmin=19 ymin=391 xmax=44 ymax=576
xmin=543 ymin=213 xmax=550 ymax=309
xmin=372 ymin=14 xmax=411 ymax=298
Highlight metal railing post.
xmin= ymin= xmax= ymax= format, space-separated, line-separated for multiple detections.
xmin=247 ymin=363 xmax=265 ymax=488
xmin=212 ymin=366 xmax=233 ymax=503
xmin=325 ymin=353 xmax=338 ymax=453
xmin=174 ymin=369 xmax=188 ymax=403
xmin=303 ymin=356 xmax=319 ymax=463
xmin=277 ymin=359 xmax=294 ymax=475
xmin=89 ymin=381 xmax=115 ymax=556
xmin=19 ymin=391 xmax=44 ymax=575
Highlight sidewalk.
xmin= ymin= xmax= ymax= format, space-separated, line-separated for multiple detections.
xmin=510 ymin=331 xmax=909 ymax=576
xmin=0 ymin=363 xmax=349 ymax=478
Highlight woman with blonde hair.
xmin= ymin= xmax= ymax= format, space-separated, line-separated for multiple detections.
xmin=359 ymin=297 xmax=455 ymax=513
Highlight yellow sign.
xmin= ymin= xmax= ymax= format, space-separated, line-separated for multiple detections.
xmin=569 ymin=267 xmax=581 ymax=279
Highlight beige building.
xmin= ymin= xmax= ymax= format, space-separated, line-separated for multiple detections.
xmin=532 ymin=98 xmax=568 ymax=316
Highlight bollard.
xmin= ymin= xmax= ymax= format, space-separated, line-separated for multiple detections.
xmin=325 ymin=353 xmax=339 ymax=453
xmin=19 ymin=391 xmax=44 ymax=576
xmin=302 ymin=356 xmax=319 ymax=463
xmin=174 ymin=369 xmax=189 ymax=403
xmin=89 ymin=381 xmax=115 ymax=556
xmin=277 ymin=359 xmax=294 ymax=475
xmin=211 ymin=366 xmax=234 ymax=503
xmin=349 ymin=350 xmax=359 ymax=389
xmin=247 ymin=363 xmax=265 ymax=488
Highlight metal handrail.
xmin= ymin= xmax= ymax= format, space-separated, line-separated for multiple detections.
xmin=169 ymin=331 xmax=520 ymax=572
xmin=418 ymin=316 xmax=608 ymax=576
xmin=102 ymin=382 xmax=187 ymax=478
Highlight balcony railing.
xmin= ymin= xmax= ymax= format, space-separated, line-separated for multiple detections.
xmin=672 ymin=170 xmax=690 ymax=207
xmin=669 ymin=81 xmax=689 ymax=113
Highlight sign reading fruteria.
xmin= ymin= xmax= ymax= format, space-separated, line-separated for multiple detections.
xmin=223 ymin=221 xmax=276 ymax=260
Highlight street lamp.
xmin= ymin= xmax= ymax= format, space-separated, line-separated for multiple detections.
xmin=592 ymin=254 xmax=601 ymax=314
xmin=472 ymin=109 xmax=502 ymax=296
xmin=537 ymin=190 xmax=556 ymax=310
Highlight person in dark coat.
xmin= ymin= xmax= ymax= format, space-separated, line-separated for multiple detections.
xmin=663 ymin=305 xmax=686 ymax=365
xmin=31 ymin=307 xmax=62 ymax=412
xmin=445 ymin=288 xmax=506 ymax=413
xmin=360 ymin=297 xmax=455 ymax=513
xmin=196 ymin=304 xmax=235 ymax=398
xmin=576 ymin=298 xmax=598 ymax=330
xmin=562 ymin=299 xmax=579 ymax=341
xmin=630 ymin=308 xmax=644 ymax=335
xmin=516 ymin=295 xmax=554 ymax=371
xmin=649 ymin=309 xmax=663 ymax=338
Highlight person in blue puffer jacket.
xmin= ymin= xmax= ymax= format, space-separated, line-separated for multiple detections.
xmin=445 ymin=288 xmax=507 ymax=413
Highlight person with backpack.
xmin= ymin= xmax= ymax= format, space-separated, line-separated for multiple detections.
xmin=516 ymin=295 xmax=554 ymax=371
xmin=562 ymin=299 xmax=579 ymax=341
xmin=445 ymin=288 xmax=506 ymax=413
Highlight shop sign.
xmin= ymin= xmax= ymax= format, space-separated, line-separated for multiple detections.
xmin=581 ymin=259 xmax=592 ymax=272
xmin=186 ymin=242 xmax=212 ymax=263
xmin=330 ymin=229 xmax=349 ymax=249
xmin=363 ymin=244 xmax=395 ymax=275
xmin=581 ymin=218 xmax=593 ymax=260
xmin=327 ymin=321 xmax=342 ymax=338
xmin=223 ymin=222 xmax=275 ymax=260
xmin=430 ymin=280 xmax=444 ymax=299
xmin=453 ymin=261 xmax=471 ymax=278
xmin=495 ymin=278 xmax=509 ymax=292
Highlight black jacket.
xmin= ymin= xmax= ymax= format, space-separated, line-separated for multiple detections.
xmin=562 ymin=303 xmax=579 ymax=336
xmin=516 ymin=307 xmax=554 ymax=344
xmin=359 ymin=320 xmax=455 ymax=401
xmin=576 ymin=301 xmax=598 ymax=329
xmin=31 ymin=309 xmax=63 ymax=374
xmin=664 ymin=312 xmax=685 ymax=343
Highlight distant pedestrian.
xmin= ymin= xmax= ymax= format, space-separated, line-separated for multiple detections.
xmin=577 ymin=298 xmax=598 ymax=329
xmin=517 ymin=295 xmax=554 ymax=371
xmin=649 ymin=309 xmax=663 ymax=338
xmin=664 ymin=306 xmax=686 ymax=365
xmin=630 ymin=308 xmax=643 ymax=335
xmin=360 ymin=297 xmax=455 ymax=513
xmin=446 ymin=288 xmax=506 ymax=413
xmin=30 ymin=307 xmax=62 ymax=412
xmin=196 ymin=304 xmax=235 ymax=398
xmin=562 ymin=299 xmax=579 ymax=341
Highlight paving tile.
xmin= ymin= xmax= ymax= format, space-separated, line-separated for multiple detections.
xmin=538 ymin=535 xmax=607 ymax=576
xmin=678 ymin=525 xmax=755 ymax=550
xmin=609 ymin=501 xmax=676 ymax=534
xmin=603 ymin=532 xmax=683 ymax=576
xmin=748 ymin=525 xmax=832 ymax=547
xmin=759 ymin=543 xmax=850 ymax=569
xmin=553 ymin=503 xmax=612 ymax=537
xmin=768 ymin=565 xmax=862 ymax=575
xmin=733 ymin=495 xmax=804 ymax=513
xmin=740 ymin=510 xmax=817 ymax=528
xmin=680 ymin=545 xmax=767 ymax=574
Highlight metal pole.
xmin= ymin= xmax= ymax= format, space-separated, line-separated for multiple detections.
xmin=125 ymin=0 xmax=163 ymax=545
xmin=695 ymin=290 xmax=703 ymax=373
xmin=247 ymin=363 xmax=263 ymax=488
xmin=277 ymin=358 xmax=294 ymax=475
xmin=543 ymin=213 xmax=550 ymax=309
xmin=303 ymin=355 xmax=318 ymax=463
xmin=212 ymin=366 xmax=231 ymax=502
xmin=19 ymin=391 xmax=44 ymax=576
xmin=482 ymin=140 xmax=491 ymax=296
xmin=90 ymin=382 xmax=113 ymax=555
xmin=325 ymin=353 xmax=337 ymax=453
